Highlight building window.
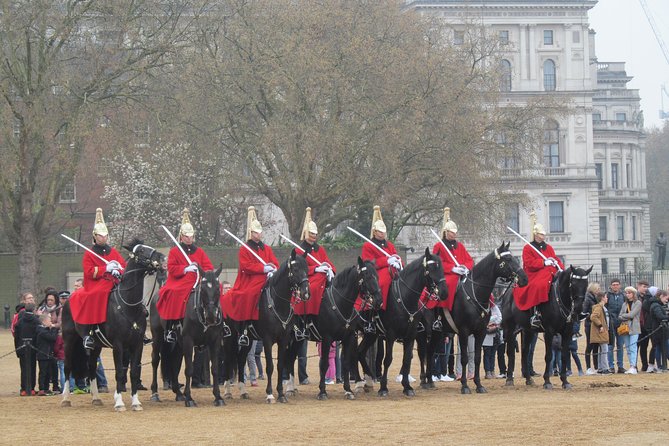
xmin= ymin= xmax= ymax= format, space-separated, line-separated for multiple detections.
xmin=592 ymin=113 xmax=601 ymax=122
xmin=500 ymin=59 xmax=512 ymax=92
xmin=601 ymin=258 xmax=608 ymax=274
xmin=616 ymin=112 xmax=626 ymax=122
xmin=619 ymin=258 xmax=626 ymax=273
xmin=59 ymin=178 xmax=76 ymax=203
xmin=572 ymin=30 xmax=580 ymax=43
xmin=499 ymin=30 xmax=509 ymax=45
xmin=617 ymin=216 xmax=625 ymax=241
xmin=611 ymin=163 xmax=619 ymax=189
xmin=599 ymin=216 xmax=607 ymax=241
xmin=626 ymin=163 xmax=632 ymax=188
xmin=632 ymin=216 xmax=637 ymax=241
xmin=595 ymin=163 xmax=603 ymax=189
xmin=543 ymin=121 xmax=560 ymax=167
xmin=454 ymin=31 xmax=464 ymax=45
xmin=506 ymin=203 xmax=520 ymax=233
xmin=543 ymin=30 xmax=553 ymax=45
xmin=549 ymin=201 xmax=564 ymax=233
xmin=543 ymin=59 xmax=556 ymax=91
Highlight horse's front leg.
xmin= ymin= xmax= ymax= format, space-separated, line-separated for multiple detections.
xmin=263 ymin=338 xmax=275 ymax=403
xmin=473 ymin=333 xmax=486 ymax=393
xmin=317 ymin=338 xmax=332 ymax=400
xmin=458 ymin=333 xmax=472 ymax=394
xmin=355 ymin=333 xmax=376 ymax=393
xmin=378 ymin=338 xmax=393 ymax=397
xmin=401 ymin=338 xmax=416 ymax=397
xmin=542 ymin=332 xmax=554 ymax=390
xmin=560 ymin=330 xmax=573 ymax=390
xmin=504 ymin=328 xmax=516 ymax=387
xmin=341 ymin=335 xmax=356 ymax=400
xmin=283 ymin=340 xmax=298 ymax=397
xmin=112 ymin=346 xmax=127 ymax=411
xmin=209 ymin=336 xmax=225 ymax=406
xmin=89 ymin=347 xmax=103 ymax=406
xmin=416 ymin=333 xmax=428 ymax=389
xmin=129 ymin=344 xmax=144 ymax=411
xmin=183 ymin=336 xmax=196 ymax=406
xmin=520 ymin=331 xmax=534 ymax=386
xmin=276 ymin=338 xmax=289 ymax=403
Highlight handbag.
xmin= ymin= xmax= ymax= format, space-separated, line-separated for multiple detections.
xmin=617 ymin=322 xmax=630 ymax=336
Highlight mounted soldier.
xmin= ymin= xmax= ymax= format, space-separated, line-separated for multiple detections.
xmin=156 ymin=209 xmax=214 ymax=343
xmin=221 ymin=206 xmax=279 ymax=346
xmin=69 ymin=208 xmax=126 ymax=350
xmin=360 ymin=205 xmax=403 ymax=311
xmin=294 ymin=207 xmax=336 ymax=338
xmin=431 ymin=207 xmax=474 ymax=316
xmin=512 ymin=211 xmax=563 ymax=330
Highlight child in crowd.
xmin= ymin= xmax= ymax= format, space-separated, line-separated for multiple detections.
xmin=35 ymin=313 xmax=58 ymax=395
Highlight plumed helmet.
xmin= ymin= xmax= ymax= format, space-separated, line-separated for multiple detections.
xmin=92 ymin=208 xmax=109 ymax=237
xmin=530 ymin=211 xmax=546 ymax=237
xmin=370 ymin=205 xmax=386 ymax=237
xmin=300 ymin=207 xmax=318 ymax=241
xmin=179 ymin=208 xmax=195 ymax=238
xmin=441 ymin=207 xmax=458 ymax=236
xmin=246 ymin=206 xmax=263 ymax=240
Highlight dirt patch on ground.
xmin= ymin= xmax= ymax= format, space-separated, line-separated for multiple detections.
xmin=2 ymin=330 xmax=668 ymax=445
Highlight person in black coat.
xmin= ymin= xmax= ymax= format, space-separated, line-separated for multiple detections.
xmin=15 ymin=303 xmax=40 ymax=396
xmin=35 ymin=313 xmax=59 ymax=395
xmin=648 ymin=290 xmax=669 ymax=371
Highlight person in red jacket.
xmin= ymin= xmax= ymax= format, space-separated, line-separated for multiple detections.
xmin=294 ymin=207 xmax=335 ymax=337
xmin=157 ymin=208 xmax=214 ymax=343
xmin=432 ymin=207 xmax=474 ymax=313
xmin=221 ymin=206 xmax=279 ymax=346
xmin=512 ymin=212 xmax=563 ymax=329
xmin=361 ymin=205 xmax=402 ymax=310
xmin=69 ymin=208 xmax=126 ymax=350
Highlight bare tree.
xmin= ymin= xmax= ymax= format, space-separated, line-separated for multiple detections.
xmin=0 ymin=0 xmax=208 ymax=295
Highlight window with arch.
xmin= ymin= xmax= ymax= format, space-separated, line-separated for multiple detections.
xmin=543 ymin=59 xmax=556 ymax=91
xmin=500 ymin=59 xmax=512 ymax=91
xmin=543 ymin=121 xmax=560 ymax=167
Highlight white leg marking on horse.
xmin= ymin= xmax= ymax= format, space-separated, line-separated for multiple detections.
xmin=90 ymin=378 xmax=99 ymax=400
xmin=61 ymin=380 xmax=71 ymax=407
xmin=114 ymin=391 xmax=126 ymax=411
xmin=266 ymin=394 xmax=275 ymax=404
xmin=131 ymin=393 xmax=143 ymax=411
xmin=364 ymin=375 xmax=374 ymax=388
xmin=238 ymin=381 xmax=247 ymax=396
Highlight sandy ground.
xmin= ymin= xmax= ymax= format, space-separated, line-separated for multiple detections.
xmin=1 ymin=329 xmax=668 ymax=445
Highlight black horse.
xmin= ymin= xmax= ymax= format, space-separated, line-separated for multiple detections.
xmin=501 ymin=265 xmax=592 ymax=390
xmin=284 ymin=257 xmax=382 ymax=401
xmin=418 ymin=242 xmax=528 ymax=394
xmin=357 ymin=248 xmax=448 ymax=397
xmin=221 ymin=249 xmax=310 ymax=403
xmin=148 ymin=291 xmax=183 ymax=401
xmin=61 ymin=239 xmax=164 ymax=411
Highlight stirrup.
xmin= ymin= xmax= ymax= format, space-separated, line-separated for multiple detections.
xmin=238 ymin=331 xmax=250 ymax=347
xmin=83 ymin=335 xmax=95 ymax=351
xmin=165 ymin=330 xmax=177 ymax=344
xmin=294 ymin=327 xmax=307 ymax=341
xmin=530 ymin=315 xmax=543 ymax=331
xmin=416 ymin=322 xmax=425 ymax=333
xmin=222 ymin=323 xmax=232 ymax=338
xmin=363 ymin=323 xmax=376 ymax=334
xmin=433 ymin=319 xmax=443 ymax=332
xmin=142 ymin=336 xmax=153 ymax=345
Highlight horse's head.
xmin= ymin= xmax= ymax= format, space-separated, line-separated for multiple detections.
xmin=287 ymin=249 xmax=310 ymax=302
xmin=199 ymin=266 xmax=223 ymax=326
xmin=357 ymin=257 xmax=383 ymax=310
xmin=123 ymin=238 xmax=165 ymax=274
xmin=566 ymin=265 xmax=592 ymax=315
xmin=493 ymin=242 xmax=528 ymax=287
xmin=421 ymin=248 xmax=448 ymax=301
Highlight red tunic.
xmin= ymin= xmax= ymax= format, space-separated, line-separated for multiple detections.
xmin=69 ymin=247 xmax=126 ymax=325
xmin=361 ymin=239 xmax=402 ymax=310
xmin=513 ymin=242 xmax=563 ymax=311
xmin=156 ymin=245 xmax=214 ymax=320
xmin=294 ymin=242 xmax=336 ymax=316
xmin=431 ymin=240 xmax=474 ymax=311
xmin=221 ymin=242 xmax=279 ymax=321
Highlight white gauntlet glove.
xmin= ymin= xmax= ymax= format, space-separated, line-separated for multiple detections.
xmin=315 ymin=265 xmax=329 ymax=274
xmin=263 ymin=264 xmax=277 ymax=274
xmin=105 ymin=261 xmax=119 ymax=273
xmin=183 ymin=264 xmax=198 ymax=274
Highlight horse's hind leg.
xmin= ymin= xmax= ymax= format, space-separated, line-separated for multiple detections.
xmin=129 ymin=345 xmax=144 ymax=411
xmin=209 ymin=339 xmax=225 ymax=406
xmin=378 ymin=338 xmax=393 ymax=397
xmin=150 ymin=337 xmax=162 ymax=402
xmin=112 ymin=347 xmax=127 ymax=411
xmin=520 ymin=331 xmax=534 ymax=386
xmin=401 ymin=339 xmax=416 ymax=397
xmin=542 ymin=333 xmax=554 ymax=390
xmin=560 ymin=331 xmax=573 ymax=390
xmin=504 ymin=327 xmax=516 ymax=386
xmin=355 ymin=333 xmax=376 ymax=393
xmin=276 ymin=339 xmax=290 ymax=403
xmin=341 ymin=336 xmax=356 ymax=400
xmin=473 ymin=334 xmax=487 ymax=394
xmin=458 ymin=334 xmax=472 ymax=394
xmin=317 ymin=338 xmax=332 ymax=400
xmin=183 ymin=337 xmax=196 ymax=407
xmin=263 ymin=339 xmax=275 ymax=403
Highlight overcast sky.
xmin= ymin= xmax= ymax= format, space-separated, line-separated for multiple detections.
xmin=589 ymin=0 xmax=669 ymax=129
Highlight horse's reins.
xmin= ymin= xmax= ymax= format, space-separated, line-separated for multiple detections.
xmin=552 ymin=270 xmax=589 ymax=323
xmin=264 ymin=259 xmax=308 ymax=329
xmin=393 ymin=257 xmax=444 ymax=323
xmin=326 ymin=265 xmax=376 ymax=329
xmin=460 ymin=248 xmax=518 ymax=318
xmin=193 ymin=278 xmax=223 ymax=332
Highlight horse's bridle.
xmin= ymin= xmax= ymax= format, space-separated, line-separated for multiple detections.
xmin=265 ymin=258 xmax=309 ymax=329
xmin=326 ymin=264 xmax=379 ymax=328
xmin=113 ymin=244 xmax=163 ymax=307
xmin=393 ymin=256 xmax=445 ymax=323
xmin=555 ymin=269 xmax=589 ymax=322
xmin=194 ymin=275 xmax=223 ymax=331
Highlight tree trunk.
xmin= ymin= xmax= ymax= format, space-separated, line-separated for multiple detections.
xmin=17 ymin=208 xmax=41 ymax=298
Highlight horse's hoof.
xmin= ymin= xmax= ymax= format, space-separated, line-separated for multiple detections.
xmin=345 ymin=392 xmax=355 ymax=400
xmin=115 ymin=405 xmax=126 ymax=412
xmin=92 ymin=399 xmax=103 ymax=406
xmin=317 ymin=393 xmax=328 ymax=401
xmin=131 ymin=404 xmax=143 ymax=411
xmin=286 ymin=390 xmax=295 ymax=397
xmin=543 ymin=383 xmax=553 ymax=390
xmin=526 ymin=378 xmax=535 ymax=386
xmin=476 ymin=386 xmax=487 ymax=394
xmin=420 ymin=382 xmax=430 ymax=390
xmin=150 ymin=393 xmax=161 ymax=402
xmin=278 ymin=395 xmax=288 ymax=403
xmin=505 ymin=379 xmax=514 ymax=387
xmin=403 ymin=389 xmax=415 ymax=397
xmin=214 ymin=399 xmax=226 ymax=406
xmin=61 ymin=400 xmax=72 ymax=408
xmin=363 ymin=385 xmax=373 ymax=393
xmin=562 ymin=383 xmax=573 ymax=390
xmin=428 ymin=381 xmax=436 ymax=389
xmin=461 ymin=386 xmax=471 ymax=395
xmin=185 ymin=400 xmax=197 ymax=407
xmin=378 ymin=389 xmax=388 ymax=398
xmin=176 ymin=394 xmax=186 ymax=402
xmin=241 ymin=393 xmax=250 ymax=400
xmin=266 ymin=397 xmax=275 ymax=404
xmin=223 ymin=393 xmax=232 ymax=400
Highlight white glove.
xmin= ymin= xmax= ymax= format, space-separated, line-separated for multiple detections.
xmin=452 ymin=265 xmax=467 ymax=275
xmin=105 ymin=262 xmax=118 ymax=273
xmin=315 ymin=264 xmax=330 ymax=274
xmin=544 ymin=258 xmax=557 ymax=267
xmin=263 ymin=264 xmax=277 ymax=274
xmin=388 ymin=256 xmax=401 ymax=270
xmin=326 ymin=269 xmax=335 ymax=281
xmin=183 ymin=264 xmax=198 ymax=274
xmin=111 ymin=269 xmax=122 ymax=279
